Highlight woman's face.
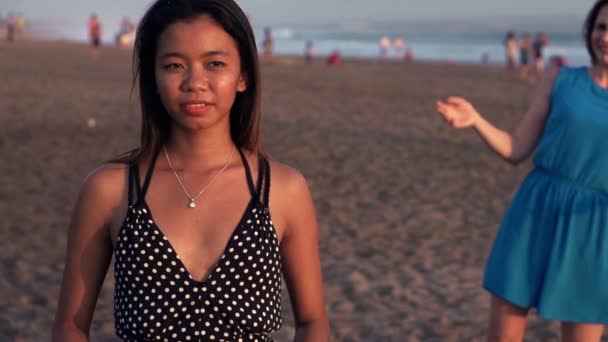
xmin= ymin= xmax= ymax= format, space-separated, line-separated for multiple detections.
xmin=154 ymin=15 xmax=247 ymax=134
xmin=591 ymin=5 xmax=608 ymax=66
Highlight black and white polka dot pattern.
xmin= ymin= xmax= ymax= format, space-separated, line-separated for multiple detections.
xmin=114 ymin=152 xmax=282 ymax=341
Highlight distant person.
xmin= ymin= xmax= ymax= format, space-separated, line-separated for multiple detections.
xmin=481 ymin=52 xmax=490 ymax=65
xmin=304 ymin=40 xmax=315 ymax=63
xmin=404 ymin=48 xmax=414 ymax=63
xmin=379 ymin=35 xmax=391 ymax=59
xmin=115 ymin=16 xmax=135 ymax=48
xmin=88 ymin=13 xmax=102 ymax=57
xmin=6 ymin=13 xmax=16 ymax=43
xmin=327 ymin=50 xmax=342 ymax=66
xmin=503 ymin=30 xmax=518 ymax=79
xmin=121 ymin=16 xmax=135 ymax=32
xmin=262 ymin=26 xmax=274 ymax=60
xmin=530 ymin=32 xmax=549 ymax=83
xmin=52 ymin=0 xmax=329 ymax=341
xmin=15 ymin=13 xmax=25 ymax=40
xmin=394 ymin=36 xmax=405 ymax=58
xmin=436 ymin=1 xmax=608 ymax=340
xmin=519 ymin=32 xmax=532 ymax=81
xmin=549 ymin=54 xmax=568 ymax=73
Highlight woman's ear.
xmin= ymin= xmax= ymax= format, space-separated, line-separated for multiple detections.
xmin=237 ymin=72 xmax=247 ymax=93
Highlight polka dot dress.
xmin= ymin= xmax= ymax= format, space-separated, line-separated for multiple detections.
xmin=114 ymin=151 xmax=282 ymax=341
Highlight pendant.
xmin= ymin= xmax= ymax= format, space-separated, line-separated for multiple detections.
xmin=188 ymin=200 xmax=196 ymax=208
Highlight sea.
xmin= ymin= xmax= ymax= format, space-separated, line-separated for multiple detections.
xmin=24 ymin=18 xmax=590 ymax=67
xmin=254 ymin=27 xmax=589 ymax=66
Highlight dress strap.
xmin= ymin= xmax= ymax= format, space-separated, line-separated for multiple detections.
xmin=255 ymin=154 xmax=265 ymax=199
xmin=141 ymin=148 xmax=159 ymax=199
xmin=261 ymin=157 xmax=271 ymax=206
xmin=133 ymin=162 xmax=142 ymax=204
xmin=238 ymin=148 xmax=258 ymax=200
xmin=127 ymin=162 xmax=137 ymax=206
xmin=135 ymin=147 xmax=160 ymax=204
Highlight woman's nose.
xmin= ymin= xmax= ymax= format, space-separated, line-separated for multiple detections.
xmin=182 ymin=66 xmax=208 ymax=92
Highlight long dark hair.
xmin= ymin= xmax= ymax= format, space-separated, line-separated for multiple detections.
xmin=113 ymin=0 xmax=262 ymax=164
xmin=584 ymin=0 xmax=608 ymax=65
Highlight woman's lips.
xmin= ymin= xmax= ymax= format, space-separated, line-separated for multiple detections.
xmin=181 ymin=101 xmax=213 ymax=115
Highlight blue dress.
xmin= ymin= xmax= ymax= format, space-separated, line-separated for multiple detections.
xmin=483 ymin=66 xmax=608 ymax=323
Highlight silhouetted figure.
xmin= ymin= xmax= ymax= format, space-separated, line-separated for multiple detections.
xmin=530 ymin=32 xmax=549 ymax=83
xmin=379 ymin=36 xmax=390 ymax=58
xmin=304 ymin=40 xmax=314 ymax=63
xmin=6 ymin=13 xmax=16 ymax=43
xmin=262 ymin=27 xmax=274 ymax=60
xmin=327 ymin=50 xmax=342 ymax=66
xmin=503 ymin=30 xmax=518 ymax=79
xmin=519 ymin=33 xmax=532 ymax=81
xmin=404 ymin=48 xmax=414 ymax=63
xmin=88 ymin=13 xmax=102 ymax=58
xmin=394 ymin=36 xmax=405 ymax=58
xmin=115 ymin=17 xmax=135 ymax=48
xmin=15 ymin=13 xmax=25 ymax=40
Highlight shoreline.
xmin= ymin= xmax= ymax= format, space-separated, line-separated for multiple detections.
xmin=1 ymin=36 xmax=511 ymax=68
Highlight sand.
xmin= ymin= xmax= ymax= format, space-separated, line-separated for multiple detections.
xmin=1 ymin=41 xmax=606 ymax=341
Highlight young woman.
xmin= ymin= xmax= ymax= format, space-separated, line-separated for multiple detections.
xmin=52 ymin=0 xmax=329 ymax=341
xmin=437 ymin=1 xmax=608 ymax=341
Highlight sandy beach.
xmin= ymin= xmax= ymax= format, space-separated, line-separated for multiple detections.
xmin=1 ymin=41 xmax=606 ymax=341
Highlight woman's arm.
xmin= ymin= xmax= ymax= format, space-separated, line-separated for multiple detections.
xmin=272 ymin=163 xmax=330 ymax=342
xmin=52 ymin=165 xmax=126 ymax=341
xmin=436 ymin=68 xmax=559 ymax=165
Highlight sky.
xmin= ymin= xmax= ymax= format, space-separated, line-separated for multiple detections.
xmin=0 ymin=0 xmax=595 ymax=41
xmin=0 ymin=0 xmax=594 ymax=24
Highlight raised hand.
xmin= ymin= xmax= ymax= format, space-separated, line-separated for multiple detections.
xmin=436 ymin=96 xmax=481 ymax=129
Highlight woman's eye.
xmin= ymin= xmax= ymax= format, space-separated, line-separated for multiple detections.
xmin=163 ymin=63 xmax=183 ymax=70
xmin=208 ymin=61 xmax=226 ymax=68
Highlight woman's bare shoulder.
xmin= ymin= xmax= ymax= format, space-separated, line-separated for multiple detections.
xmin=267 ymin=159 xmax=309 ymax=194
xmin=85 ymin=162 xmax=129 ymax=187
xmin=78 ymin=163 xmax=130 ymax=208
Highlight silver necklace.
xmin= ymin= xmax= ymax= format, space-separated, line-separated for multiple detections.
xmin=163 ymin=144 xmax=236 ymax=208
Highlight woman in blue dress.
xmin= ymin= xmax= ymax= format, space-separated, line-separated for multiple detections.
xmin=436 ymin=1 xmax=608 ymax=340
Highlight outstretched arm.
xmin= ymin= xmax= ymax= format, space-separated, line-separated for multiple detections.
xmin=436 ymin=68 xmax=559 ymax=165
